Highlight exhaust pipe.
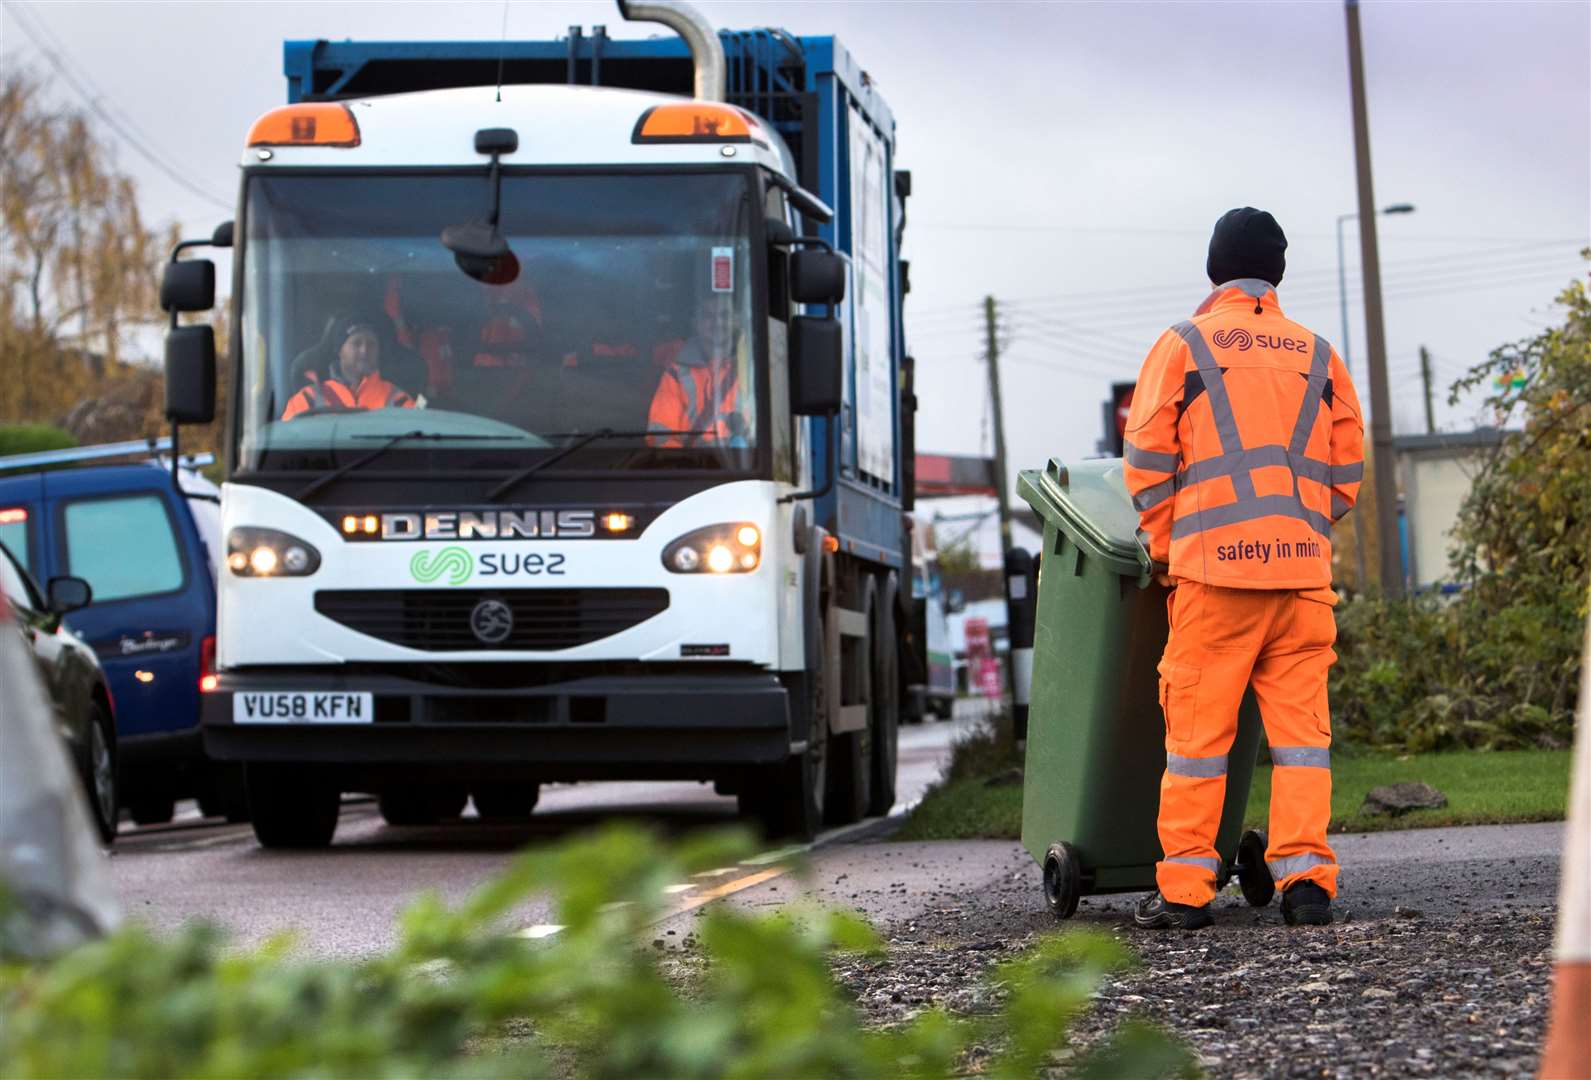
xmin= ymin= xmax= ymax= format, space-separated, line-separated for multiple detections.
xmin=615 ymin=0 xmax=725 ymax=102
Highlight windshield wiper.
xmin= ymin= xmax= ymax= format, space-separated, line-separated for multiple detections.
xmin=485 ymin=428 xmax=708 ymax=502
xmin=297 ymin=431 xmax=498 ymax=500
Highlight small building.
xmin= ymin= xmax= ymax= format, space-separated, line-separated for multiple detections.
xmin=1394 ymin=428 xmax=1504 ymax=591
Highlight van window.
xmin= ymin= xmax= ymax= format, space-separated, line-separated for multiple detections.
xmin=0 ymin=541 xmax=41 ymax=613
xmin=0 ymin=507 xmax=28 ymax=572
xmin=63 ymin=495 xmax=184 ymax=602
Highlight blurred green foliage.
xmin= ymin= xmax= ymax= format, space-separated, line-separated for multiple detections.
xmin=1331 ymin=267 xmax=1589 ymax=750
xmin=0 ymin=423 xmax=77 ymax=458
xmin=0 ymin=823 xmax=1194 ymax=1079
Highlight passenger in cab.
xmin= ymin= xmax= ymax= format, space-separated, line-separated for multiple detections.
xmin=648 ymin=293 xmax=746 ymax=447
xmin=281 ymin=315 xmax=417 ymax=420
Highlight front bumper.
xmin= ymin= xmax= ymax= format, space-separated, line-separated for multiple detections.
xmin=201 ymin=669 xmax=793 ymax=781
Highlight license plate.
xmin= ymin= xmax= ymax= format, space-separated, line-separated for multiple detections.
xmin=234 ymin=692 xmax=375 ymax=724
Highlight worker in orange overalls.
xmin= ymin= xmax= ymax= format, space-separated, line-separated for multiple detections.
xmin=647 ymin=292 xmax=747 ymax=447
xmin=1123 ymin=208 xmax=1365 ymax=930
xmin=281 ymin=315 xmax=416 ymax=420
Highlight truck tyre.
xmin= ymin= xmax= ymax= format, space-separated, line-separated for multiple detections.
xmin=472 ymin=784 xmax=539 ymax=819
xmin=741 ymin=705 xmax=825 ymax=842
xmin=826 ymin=591 xmax=873 ymax=826
xmin=867 ymin=573 xmax=901 ymax=816
xmin=246 ymin=765 xmax=339 ymax=848
xmin=126 ymin=794 xmax=175 ymax=827
xmin=198 ymin=765 xmax=251 ymax=823
xmin=378 ymin=787 xmax=466 ymax=826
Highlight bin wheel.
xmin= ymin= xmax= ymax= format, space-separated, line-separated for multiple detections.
xmin=1042 ymin=842 xmax=1082 ymax=920
xmin=1237 ymin=829 xmax=1275 ymax=907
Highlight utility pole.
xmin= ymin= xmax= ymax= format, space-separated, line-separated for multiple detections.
xmin=1344 ymin=0 xmax=1404 ymax=600
xmin=984 ymin=294 xmax=1013 ymax=551
xmin=1420 ymin=346 xmax=1436 ymax=434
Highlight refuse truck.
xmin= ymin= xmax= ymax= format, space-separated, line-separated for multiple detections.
xmin=162 ymin=1 xmax=915 ymax=847
xmin=1017 ymin=458 xmax=1275 ymax=917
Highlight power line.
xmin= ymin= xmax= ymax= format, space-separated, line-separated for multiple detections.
xmin=6 ymin=0 xmax=233 ymax=213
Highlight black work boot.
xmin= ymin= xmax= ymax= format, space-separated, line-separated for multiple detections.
xmin=1133 ymin=891 xmax=1214 ymax=930
xmin=1281 ymin=881 xmax=1333 ymax=926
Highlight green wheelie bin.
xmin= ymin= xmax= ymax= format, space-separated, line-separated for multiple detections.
xmin=1015 ymin=457 xmax=1274 ymax=919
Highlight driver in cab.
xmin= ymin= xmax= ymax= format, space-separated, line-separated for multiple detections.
xmin=647 ymin=293 xmax=747 ymax=447
xmin=281 ymin=315 xmax=418 ymax=420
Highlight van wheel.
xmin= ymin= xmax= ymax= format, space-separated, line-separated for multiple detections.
xmin=472 ymin=784 xmax=540 ymax=819
xmin=247 ymin=765 xmax=339 ymax=848
xmin=867 ymin=573 xmax=901 ymax=816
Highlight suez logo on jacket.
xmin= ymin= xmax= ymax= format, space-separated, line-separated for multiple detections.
xmin=1210 ymin=328 xmax=1311 ymax=355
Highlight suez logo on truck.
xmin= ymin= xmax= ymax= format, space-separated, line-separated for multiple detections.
xmin=408 ymin=545 xmax=566 ymax=584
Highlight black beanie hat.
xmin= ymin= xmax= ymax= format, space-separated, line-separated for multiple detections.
xmin=1206 ymin=207 xmax=1287 ymax=287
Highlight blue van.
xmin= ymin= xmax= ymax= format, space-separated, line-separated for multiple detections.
xmin=0 ymin=440 xmax=236 ymax=825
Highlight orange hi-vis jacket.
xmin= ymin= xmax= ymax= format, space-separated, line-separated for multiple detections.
xmin=1122 ymin=279 xmax=1365 ymax=589
xmin=281 ymin=372 xmax=415 ymax=420
xmin=647 ymin=340 xmax=742 ymax=447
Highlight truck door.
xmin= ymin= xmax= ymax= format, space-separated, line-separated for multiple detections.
xmin=55 ymin=485 xmax=204 ymax=739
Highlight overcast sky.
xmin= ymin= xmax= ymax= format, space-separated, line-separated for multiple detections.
xmin=3 ymin=0 xmax=1586 ymax=556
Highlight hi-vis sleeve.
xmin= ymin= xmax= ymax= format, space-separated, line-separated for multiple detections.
xmin=1326 ymin=349 xmax=1365 ymax=522
xmin=1122 ymin=329 xmax=1188 ymax=563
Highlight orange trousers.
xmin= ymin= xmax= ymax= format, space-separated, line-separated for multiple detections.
xmin=1155 ymin=581 xmax=1341 ymax=906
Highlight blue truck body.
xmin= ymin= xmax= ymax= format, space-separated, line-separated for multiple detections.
xmin=0 ymin=458 xmax=223 ymax=813
xmin=283 ymin=27 xmax=911 ymax=571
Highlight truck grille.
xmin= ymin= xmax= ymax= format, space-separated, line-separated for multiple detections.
xmin=314 ymin=588 xmax=669 ymax=651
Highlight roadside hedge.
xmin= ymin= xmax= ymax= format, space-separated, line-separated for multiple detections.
xmin=0 ymin=824 xmax=1194 ymax=1079
xmin=1331 ymin=268 xmax=1589 ymax=751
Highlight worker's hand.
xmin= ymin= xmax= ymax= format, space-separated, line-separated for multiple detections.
xmin=1155 ymin=573 xmax=1176 ymax=588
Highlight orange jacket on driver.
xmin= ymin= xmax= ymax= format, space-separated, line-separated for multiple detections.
xmin=281 ymin=372 xmax=415 ymax=420
xmin=1122 ymin=279 xmax=1365 ymax=589
xmin=647 ymin=340 xmax=743 ymax=446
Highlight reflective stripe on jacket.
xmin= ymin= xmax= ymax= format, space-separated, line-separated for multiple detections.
xmin=281 ymin=373 xmax=415 ymax=420
xmin=1122 ymin=279 xmax=1365 ymax=589
xmin=646 ymin=340 xmax=741 ymax=447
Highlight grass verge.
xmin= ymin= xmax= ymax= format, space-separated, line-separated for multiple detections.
xmin=898 ymin=740 xmax=1571 ymax=842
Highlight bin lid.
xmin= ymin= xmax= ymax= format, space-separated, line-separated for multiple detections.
xmin=1017 ymin=457 xmax=1149 ymax=578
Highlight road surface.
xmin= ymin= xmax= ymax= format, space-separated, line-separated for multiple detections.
xmin=109 ymin=700 xmax=995 ymax=955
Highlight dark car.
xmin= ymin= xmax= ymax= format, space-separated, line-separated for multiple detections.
xmin=0 ymin=539 xmax=117 ymax=844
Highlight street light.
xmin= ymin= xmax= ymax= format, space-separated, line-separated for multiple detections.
xmin=1335 ymin=202 xmax=1415 ymax=592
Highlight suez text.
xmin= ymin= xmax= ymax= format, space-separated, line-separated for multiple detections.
xmin=373 ymin=510 xmax=595 ymax=541
xmin=481 ymin=552 xmax=565 ymax=576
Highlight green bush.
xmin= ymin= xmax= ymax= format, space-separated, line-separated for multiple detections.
xmin=0 ymin=424 xmax=76 ymax=458
xmin=0 ymin=824 xmax=1193 ymax=1079
xmin=1331 ymin=266 xmax=1589 ymax=750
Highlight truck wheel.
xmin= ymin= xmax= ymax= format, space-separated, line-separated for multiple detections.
xmin=866 ymin=574 xmax=901 ymax=816
xmin=826 ymin=597 xmax=872 ymax=826
xmin=126 ymin=795 xmax=176 ymax=827
xmin=742 ymin=710 xmax=825 ymax=842
xmin=472 ymin=784 xmax=539 ymax=819
xmin=246 ymin=765 xmax=339 ymax=848
xmin=378 ymin=787 xmax=466 ymax=826
xmin=197 ymin=765 xmax=251 ymax=823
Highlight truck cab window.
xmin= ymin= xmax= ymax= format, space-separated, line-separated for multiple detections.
xmin=239 ymin=172 xmax=761 ymax=479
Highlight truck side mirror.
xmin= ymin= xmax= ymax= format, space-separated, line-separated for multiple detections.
xmin=161 ymin=259 xmax=216 ymax=313
xmin=165 ymin=325 xmax=217 ymax=424
xmin=791 ymin=250 xmax=846 ymax=305
xmin=46 ymin=576 xmax=92 ymax=615
xmin=211 ymin=220 xmax=235 ymax=248
xmin=790 ymin=315 xmax=842 ymax=416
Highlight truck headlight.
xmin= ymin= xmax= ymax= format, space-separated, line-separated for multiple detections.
xmin=662 ymin=522 xmax=761 ymax=574
xmin=227 ymin=527 xmax=321 ymax=577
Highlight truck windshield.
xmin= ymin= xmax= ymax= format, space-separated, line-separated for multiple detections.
xmin=238 ymin=172 xmax=758 ymax=478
